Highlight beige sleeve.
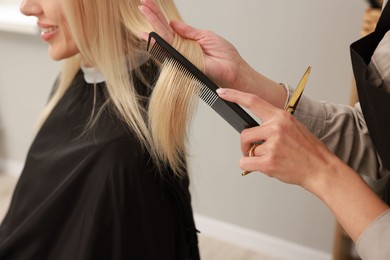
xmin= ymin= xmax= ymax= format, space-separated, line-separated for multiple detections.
xmin=293 ymin=29 xmax=390 ymax=186
xmin=293 ymin=93 xmax=388 ymax=181
xmin=356 ymin=209 xmax=390 ymax=260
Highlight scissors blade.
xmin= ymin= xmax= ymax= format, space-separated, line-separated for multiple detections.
xmin=285 ymin=66 xmax=311 ymax=114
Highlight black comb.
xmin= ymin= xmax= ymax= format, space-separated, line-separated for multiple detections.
xmin=147 ymin=32 xmax=259 ymax=133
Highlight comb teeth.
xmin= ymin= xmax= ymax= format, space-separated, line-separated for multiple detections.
xmin=149 ymin=43 xmax=168 ymax=64
xmin=147 ymin=32 xmax=259 ymax=133
xmin=198 ymin=85 xmax=218 ymax=107
xmin=150 ymin=43 xmax=218 ymax=107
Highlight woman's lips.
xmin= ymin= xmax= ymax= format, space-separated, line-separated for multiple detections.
xmin=37 ymin=22 xmax=59 ymax=42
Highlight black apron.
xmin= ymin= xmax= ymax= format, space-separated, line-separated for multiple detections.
xmin=350 ymin=2 xmax=390 ymax=203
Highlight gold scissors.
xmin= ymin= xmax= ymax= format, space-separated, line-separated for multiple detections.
xmin=285 ymin=66 xmax=311 ymax=114
xmin=242 ymin=66 xmax=311 ymax=176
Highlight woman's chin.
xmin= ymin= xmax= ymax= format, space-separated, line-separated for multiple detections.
xmin=48 ymin=47 xmax=79 ymax=61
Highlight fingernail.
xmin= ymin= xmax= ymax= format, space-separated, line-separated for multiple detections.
xmin=216 ymin=88 xmax=227 ymax=96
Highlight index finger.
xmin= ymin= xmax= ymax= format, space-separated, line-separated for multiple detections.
xmin=139 ymin=0 xmax=175 ymax=44
xmin=216 ymin=88 xmax=279 ymax=122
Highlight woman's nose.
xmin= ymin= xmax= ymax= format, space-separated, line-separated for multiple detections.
xmin=20 ymin=0 xmax=42 ymax=17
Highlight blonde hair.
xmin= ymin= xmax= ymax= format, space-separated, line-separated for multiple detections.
xmin=38 ymin=0 xmax=204 ymax=175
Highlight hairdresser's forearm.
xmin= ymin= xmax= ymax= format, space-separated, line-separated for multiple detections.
xmin=232 ymin=60 xmax=287 ymax=109
xmin=306 ymin=155 xmax=389 ymax=241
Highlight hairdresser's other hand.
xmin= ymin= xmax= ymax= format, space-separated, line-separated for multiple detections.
xmin=361 ymin=7 xmax=381 ymax=36
xmin=172 ymin=21 xmax=252 ymax=91
xmin=217 ymin=88 xmax=337 ymax=190
xmin=139 ymin=0 xmax=286 ymax=108
xmin=139 ymin=0 xmax=253 ymax=91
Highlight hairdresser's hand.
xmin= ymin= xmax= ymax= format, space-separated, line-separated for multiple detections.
xmin=361 ymin=7 xmax=381 ymax=36
xmin=139 ymin=0 xmax=250 ymax=90
xmin=217 ymin=88 xmax=336 ymax=189
xmin=139 ymin=0 xmax=286 ymax=108
xmin=139 ymin=0 xmax=175 ymax=44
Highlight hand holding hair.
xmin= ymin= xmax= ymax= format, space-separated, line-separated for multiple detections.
xmin=139 ymin=0 xmax=286 ymax=109
xmin=139 ymin=0 xmax=175 ymax=44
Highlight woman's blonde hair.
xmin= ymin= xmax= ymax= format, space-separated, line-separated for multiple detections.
xmin=39 ymin=0 xmax=204 ymax=175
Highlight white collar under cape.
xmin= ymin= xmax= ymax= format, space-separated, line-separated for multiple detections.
xmin=81 ymin=65 xmax=106 ymax=84
xmin=80 ymin=52 xmax=150 ymax=84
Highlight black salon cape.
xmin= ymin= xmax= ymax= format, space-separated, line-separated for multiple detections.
xmin=0 ymin=65 xmax=200 ymax=260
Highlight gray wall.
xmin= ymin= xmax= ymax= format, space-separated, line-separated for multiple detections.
xmin=179 ymin=0 xmax=366 ymax=255
xmin=0 ymin=31 xmax=60 ymax=162
xmin=0 ymin=0 xmax=367 ymax=256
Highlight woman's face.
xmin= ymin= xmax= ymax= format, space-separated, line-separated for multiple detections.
xmin=20 ymin=0 xmax=79 ymax=61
